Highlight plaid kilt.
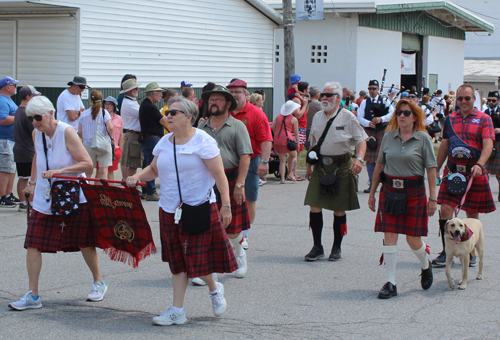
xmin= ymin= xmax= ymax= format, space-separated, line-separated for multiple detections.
xmin=159 ymin=203 xmax=238 ymax=278
xmin=24 ymin=203 xmax=99 ymax=252
xmin=486 ymin=142 xmax=500 ymax=176
xmin=364 ymin=129 xmax=385 ymax=163
xmin=438 ymin=158 xmax=496 ymax=213
xmin=216 ymin=174 xmax=250 ymax=235
xmin=375 ymin=176 xmax=428 ymax=236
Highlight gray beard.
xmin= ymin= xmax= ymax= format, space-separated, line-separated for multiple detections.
xmin=322 ymin=98 xmax=337 ymax=112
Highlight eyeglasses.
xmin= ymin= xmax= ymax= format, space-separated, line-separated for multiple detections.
xmin=320 ymin=93 xmax=336 ymax=98
xmin=78 ymin=85 xmax=86 ymax=90
xmin=368 ymin=87 xmax=378 ymax=91
xmin=229 ymin=90 xmax=245 ymax=95
xmin=26 ymin=113 xmax=46 ymax=122
xmin=165 ymin=109 xmax=185 ymax=116
xmin=208 ymin=98 xmax=226 ymax=104
xmin=396 ymin=110 xmax=412 ymax=117
xmin=457 ymin=96 xmax=472 ymax=102
xmin=488 ymin=99 xmax=498 ymax=102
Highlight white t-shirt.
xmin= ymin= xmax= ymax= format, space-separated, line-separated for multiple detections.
xmin=121 ymin=96 xmax=141 ymax=131
xmin=153 ymin=129 xmax=220 ymax=213
xmin=56 ymin=89 xmax=85 ymax=130
xmin=79 ymin=108 xmax=112 ymax=146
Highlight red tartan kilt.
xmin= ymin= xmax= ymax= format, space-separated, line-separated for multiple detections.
xmin=159 ymin=203 xmax=238 ymax=278
xmin=364 ymin=129 xmax=385 ymax=163
xmin=438 ymin=167 xmax=496 ymax=213
xmin=217 ymin=175 xmax=250 ymax=234
xmin=486 ymin=142 xmax=500 ymax=176
xmin=375 ymin=180 xmax=429 ymax=236
xmin=24 ymin=203 xmax=99 ymax=252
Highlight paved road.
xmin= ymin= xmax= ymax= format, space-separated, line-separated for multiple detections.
xmin=1 ymin=170 xmax=500 ymax=339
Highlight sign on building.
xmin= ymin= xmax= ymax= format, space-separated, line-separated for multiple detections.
xmin=296 ymin=0 xmax=324 ymax=21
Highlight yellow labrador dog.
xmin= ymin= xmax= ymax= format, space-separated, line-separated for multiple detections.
xmin=444 ymin=218 xmax=484 ymax=290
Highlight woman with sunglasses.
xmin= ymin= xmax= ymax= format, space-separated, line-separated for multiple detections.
xmin=368 ymin=99 xmax=437 ymax=299
xmin=126 ymin=96 xmax=236 ymax=325
xmin=9 ymin=96 xmax=108 ymax=311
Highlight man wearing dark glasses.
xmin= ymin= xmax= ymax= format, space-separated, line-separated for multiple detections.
xmin=56 ymin=76 xmax=88 ymax=130
xmin=358 ymin=79 xmax=395 ymax=193
xmin=485 ymin=91 xmax=500 ymax=201
xmin=432 ymin=84 xmax=496 ymax=268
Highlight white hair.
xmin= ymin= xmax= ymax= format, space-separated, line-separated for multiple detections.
xmin=324 ymin=82 xmax=343 ymax=97
xmin=26 ymin=96 xmax=56 ymax=116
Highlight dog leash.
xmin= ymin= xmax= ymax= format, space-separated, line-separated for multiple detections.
xmin=453 ymin=176 xmax=474 ymax=217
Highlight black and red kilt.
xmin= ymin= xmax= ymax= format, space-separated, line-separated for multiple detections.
xmin=24 ymin=203 xmax=99 ymax=253
xmin=486 ymin=142 xmax=500 ymax=176
xmin=438 ymin=158 xmax=496 ymax=213
xmin=375 ymin=176 xmax=429 ymax=236
xmin=159 ymin=203 xmax=238 ymax=278
xmin=364 ymin=129 xmax=385 ymax=163
xmin=217 ymin=173 xmax=250 ymax=235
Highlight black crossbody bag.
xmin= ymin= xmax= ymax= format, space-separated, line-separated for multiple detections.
xmin=173 ymin=137 xmax=212 ymax=235
xmin=103 ymin=108 xmax=116 ymax=161
xmin=280 ymin=116 xmax=297 ymax=151
xmin=306 ymin=107 xmax=341 ymax=165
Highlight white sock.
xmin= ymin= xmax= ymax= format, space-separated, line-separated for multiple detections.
xmin=412 ymin=242 xmax=429 ymax=269
xmin=230 ymin=233 xmax=245 ymax=257
xmin=210 ymin=282 xmax=221 ymax=295
xmin=383 ymin=245 xmax=398 ymax=285
xmin=242 ymin=228 xmax=250 ymax=238
xmin=171 ymin=306 xmax=185 ymax=314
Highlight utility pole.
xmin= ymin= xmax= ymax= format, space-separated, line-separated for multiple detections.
xmin=283 ymin=0 xmax=295 ymax=99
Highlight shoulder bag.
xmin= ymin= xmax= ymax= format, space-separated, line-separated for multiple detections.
xmin=91 ymin=109 xmax=110 ymax=155
xmin=103 ymin=108 xmax=116 ymax=161
xmin=306 ymin=107 xmax=341 ymax=165
xmin=281 ymin=115 xmax=297 ymax=151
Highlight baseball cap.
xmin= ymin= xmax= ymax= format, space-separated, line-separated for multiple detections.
xmin=181 ymin=80 xmax=193 ymax=87
xmin=20 ymin=85 xmax=41 ymax=97
xmin=400 ymin=92 xmax=409 ymax=98
xmin=0 ymin=76 xmax=20 ymax=89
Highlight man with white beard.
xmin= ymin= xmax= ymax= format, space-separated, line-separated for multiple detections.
xmin=303 ymin=82 xmax=368 ymax=261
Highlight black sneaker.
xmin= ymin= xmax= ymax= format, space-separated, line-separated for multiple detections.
xmin=421 ymin=261 xmax=433 ymax=290
xmin=363 ymin=186 xmax=371 ymax=194
xmin=378 ymin=282 xmax=397 ymax=299
xmin=0 ymin=196 xmax=16 ymax=208
xmin=328 ymin=246 xmax=342 ymax=261
xmin=432 ymin=251 xmax=446 ymax=268
xmin=469 ymin=255 xmax=477 ymax=267
xmin=18 ymin=203 xmax=28 ymax=212
xmin=304 ymin=245 xmax=324 ymax=261
xmin=6 ymin=193 xmax=20 ymax=205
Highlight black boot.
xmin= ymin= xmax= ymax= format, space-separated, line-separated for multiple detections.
xmin=378 ymin=282 xmax=397 ymax=299
xmin=421 ymin=261 xmax=433 ymax=290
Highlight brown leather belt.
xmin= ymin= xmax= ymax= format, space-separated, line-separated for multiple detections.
xmin=127 ymin=130 xmax=140 ymax=134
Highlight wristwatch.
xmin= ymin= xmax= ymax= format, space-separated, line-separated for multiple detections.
xmin=261 ymin=159 xmax=269 ymax=165
xmin=236 ymin=183 xmax=245 ymax=189
xmin=355 ymin=157 xmax=364 ymax=163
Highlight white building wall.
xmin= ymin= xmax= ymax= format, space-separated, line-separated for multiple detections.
xmin=0 ymin=21 xmax=15 ymax=78
xmin=423 ymin=36 xmax=464 ymax=93
xmin=356 ymin=27 xmax=402 ymax=93
xmin=273 ymin=28 xmax=284 ymax=119
xmin=39 ymin=0 xmax=277 ymax=88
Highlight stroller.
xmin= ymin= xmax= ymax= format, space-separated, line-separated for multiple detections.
xmin=268 ymin=152 xmax=288 ymax=179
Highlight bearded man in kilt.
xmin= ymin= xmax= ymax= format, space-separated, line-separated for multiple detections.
xmin=484 ymin=90 xmax=500 ymax=201
xmin=432 ymin=85 xmax=496 ymax=268
xmin=304 ymin=82 xmax=367 ymax=261
xmin=198 ymin=85 xmax=253 ymax=279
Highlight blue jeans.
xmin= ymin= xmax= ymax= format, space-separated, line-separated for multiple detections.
xmin=141 ymin=137 xmax=160 ymax=195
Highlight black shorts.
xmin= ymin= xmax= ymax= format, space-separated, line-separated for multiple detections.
xmin=16 ymin=162 xmax=32 ymax=178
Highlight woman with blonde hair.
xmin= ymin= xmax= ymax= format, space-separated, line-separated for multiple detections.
xmin=249 ymin=93 xmax=264 ymax=110
xmin=78 ymin=90 xmax=114 ymax=179
xmin=368 ymin=99 xmax=437 ymax=299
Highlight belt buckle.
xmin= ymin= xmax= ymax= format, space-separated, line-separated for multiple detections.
xmin=322 ymin=157 xmax=333 ymax=165
xmin=393 ymin=179 xmax=404 ymax=189
xmin=457 ymin=165 xmax=466 ymax=172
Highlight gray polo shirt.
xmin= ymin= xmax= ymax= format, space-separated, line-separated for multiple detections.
xmin=198 ymin=115 xmax=253 ymax=169
xmin=377 ymin=129 xmax=437 ymax=177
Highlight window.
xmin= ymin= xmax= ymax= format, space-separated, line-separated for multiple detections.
xmin=311 ymin=45 xmax=328 ymax=63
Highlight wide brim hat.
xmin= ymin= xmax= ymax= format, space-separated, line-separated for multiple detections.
xmin=144 ymin=82 xmax=163 ymax=93
xmin=202 ymin=85 xmax=237 ymax=111
xmin=67 ymin=76 xmax=90 ymax=88
xmin=120 ymin=79 xmax=141 ymax=94
xmin=103 ymin=96 xmax=119 ymax=111
xmin=281 ymin=100 xmax=301 ymax=116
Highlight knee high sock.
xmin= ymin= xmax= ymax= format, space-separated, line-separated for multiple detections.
xmin=383 ymin=245 xmax=398 ymax=285
xmin=310 ymin=211 xmax=323 ymax=247
xmin=242 ymin=227 xmax=250 ymax=238
xmin=412 ymin=242 xmax=429 ymax=269
xmin=229 ymin=233 xmax=245 ymax=257
xmin=333 ymin=214 xmax=347 ymax=249
xmin=366 ymin=162 xmax=376 ymax=184
xmin=439 ymin=219 xmax=447 ymax=251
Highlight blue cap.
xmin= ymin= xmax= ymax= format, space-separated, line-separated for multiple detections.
xmin=400 ymin=92 xmax=409 ymax=97
xmin=290 ymin=74 xmax=301 ymax=84
xmin=0 ymin=76 xmax=19 ymax=89
xmin=181 ymin=80 xmax=193 ymax=87
xmin=103 ymin=96 xmax=119 ymax=112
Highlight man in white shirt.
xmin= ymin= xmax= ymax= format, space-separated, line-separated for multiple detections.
xmin=120 ymin=79 xmax=142 ymax=179
xmin=56 ymin=76 xmax=87 ymax=130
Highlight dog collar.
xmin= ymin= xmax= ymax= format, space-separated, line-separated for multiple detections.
xmin=460 ymin=226 xmax=474 ymax=242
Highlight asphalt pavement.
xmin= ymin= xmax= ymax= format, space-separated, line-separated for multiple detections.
xmin=1 ymin=169 xmax=500 ymax=339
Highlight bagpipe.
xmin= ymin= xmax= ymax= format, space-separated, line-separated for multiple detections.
xmin=370 ymin=69 xmax=390 ymax=118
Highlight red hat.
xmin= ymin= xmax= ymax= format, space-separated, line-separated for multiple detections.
xmin=227 ymin=79 xmax=247 ymax=89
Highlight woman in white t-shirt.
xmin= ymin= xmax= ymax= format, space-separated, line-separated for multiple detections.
xmin=126 ymin=97 xmax=237 ymax=326
xmin=78 ymin=90 xmax=114 ymax=179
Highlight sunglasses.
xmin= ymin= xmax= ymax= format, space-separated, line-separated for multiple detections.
xmin=409 ymin=95 xmax=417 ymax=99
xmin=368 ymin=87 xmax=378 ymax=91
xmin=165 ymin=109 xmax=185 ymax=116
xmin=26 ymin=114 xmax=45 ymax=123
xmin=396 ymin=110 xmax=412 ymax=117
xmin=320 ymin=93 xmax=336 ymax=98
xmin=78 ymin=85 xmax=87 ymax=90
xmin=488 ymin=99 xmax=498 ymax=102
xmin=457 ymin=96 xmax=472 ymax=102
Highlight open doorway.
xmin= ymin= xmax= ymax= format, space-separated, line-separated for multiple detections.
xmin=401 ymin=33 xmax=423 ymax=94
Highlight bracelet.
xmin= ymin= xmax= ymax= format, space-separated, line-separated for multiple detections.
xmin=429 ymin=198 xmax=437 ymax=202
xmin=475 ymin=163 xmax=485 ymax=170
xmin=221 ymin=203 xmax=231 ymax=212
xmin=29 ymin=181 xmax=36 ymax=185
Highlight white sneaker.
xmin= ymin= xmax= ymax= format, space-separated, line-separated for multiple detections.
xmin=242 ymin=235 xmax=249 ymax=250
xmin=8 ymin=291 xmax=42 ymax=310
xmin=192 ymin=277 xmax=207 ymax=286
xmin=210 ymin=283 xmax=227 ymax=317
xmin=86 ymin=281 xmax=108 ymax=301
xmin=234 ymin=251 xmax=247 ymax=278
xmin=153 ymin=307 xmax=188 ymax=326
